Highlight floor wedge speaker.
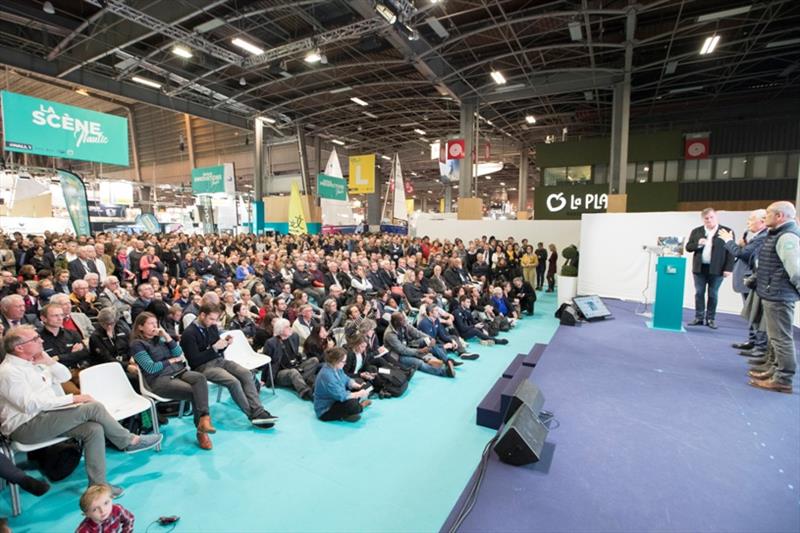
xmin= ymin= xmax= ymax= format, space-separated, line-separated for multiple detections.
xmin=503 ymin=380 xmax=545 ymax=424
xmin=494 ymin=404 xmax=548 ymax=466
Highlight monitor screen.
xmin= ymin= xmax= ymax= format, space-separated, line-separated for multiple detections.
xmin=572 ymin=295 xmax=612 ymax=320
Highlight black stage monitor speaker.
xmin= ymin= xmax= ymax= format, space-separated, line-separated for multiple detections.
xmin=503 ymin=380 xmax=545 ymax=424
xmin=494 ymin=404 xmax=549 ymax=466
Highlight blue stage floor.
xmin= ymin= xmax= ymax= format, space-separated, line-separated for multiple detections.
xmin=4 ymin=293 xmax=562 ymax=532
xmin=443 ymin=299 xmax=800 ymax=533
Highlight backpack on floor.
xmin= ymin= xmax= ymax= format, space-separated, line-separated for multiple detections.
xmin=372 ymin=367 xmax=410 ymax=398
xmin=28 ymin=439 xmax=82 ymax=481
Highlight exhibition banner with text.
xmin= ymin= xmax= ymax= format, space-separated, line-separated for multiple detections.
xmin=1 ymin=91 xmax=129 ymax=166
xmin=191 ymin=163 xmax=235 ymax=195
xmin=317 ymin=173 xmax=348 ymax=201
xmin=533 ymin=184 xmax=609 ymax=220
xmin=348 ymin=154 xmax=375 ymax=194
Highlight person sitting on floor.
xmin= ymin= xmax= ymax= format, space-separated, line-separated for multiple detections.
xmin=509 ymin=276 xmax=536 ymax=316
xmin=453 ymin=295 xmax=508 ymax=346
xmin=76 ymin=484 xmax=135 ymax=533
xmin=130 ymin=312 xmax=215 ymax=450
xmin=383 ymin=312 xmax=455 ymax=378
xmin=313 ymin=347 xmax=371 ymax=423
xmin=0 ymin=325 xmax=161 ymax=498
xmin=263 ymin=318 xmax=318 ymax=400
xmin=418 ymin=304 xmax=479 ymax=361
xmin=180 ymin=304 xmax=277 ymax=429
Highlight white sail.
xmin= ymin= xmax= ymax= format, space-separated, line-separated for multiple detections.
xmin=325 ymin=148 xmax=343 ymax=178
xmin=392 ymin=154 xmax=408 ymax=222
xmin=320 ymin=147 xmax=355 ymax=229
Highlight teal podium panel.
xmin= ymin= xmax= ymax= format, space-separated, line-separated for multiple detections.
xmin=652 ymin=256 xmax=686 ymax=332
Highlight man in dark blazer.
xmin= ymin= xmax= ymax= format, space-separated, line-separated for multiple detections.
xmin=68 ymin=246 xmax=98 ymax=285
xmin=685 ymin=207 xmax=735 ymax=329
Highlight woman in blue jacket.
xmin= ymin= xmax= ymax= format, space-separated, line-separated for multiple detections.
xmin=314 ymin=347 xmax=371 ymax=422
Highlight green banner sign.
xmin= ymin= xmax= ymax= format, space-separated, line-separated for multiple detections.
xmin=58 ymin=170 xmax=92 ymax=236
xmin=533 ymin=184 xmax=609 ymax=220
xmin=317 ymin=173 xmax=348 ymax=201
xmin=192 ymin=163 xmax=235 ymax=195
xmin=135 ymin=213 xmax=161 ymax=233
xmin=1 ymin=91 xmax=129 ymax=166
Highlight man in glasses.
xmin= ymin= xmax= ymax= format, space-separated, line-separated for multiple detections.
xmin=0 ymin=325 xmax=162 ymax=498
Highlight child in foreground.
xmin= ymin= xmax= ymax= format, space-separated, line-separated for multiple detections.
xmin=76 ymin=484 xmax=134 ymax=533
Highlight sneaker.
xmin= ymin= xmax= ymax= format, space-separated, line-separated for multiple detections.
xmin=251 ymin=411 xmax=279 ymax=425
xmin=479 ymin=339 xmax=495 ymax=346
xmin=451 ymin=360 xmax=464 ymax=367
xmin=343 ymin=414 xmax=361 ymax=422
xmin=110 ymin=485 xmax=124 ymax=499
xmin=124 ymin=433 xmax=163 ymax=454
xmin=460 ymin=353 xmax=480 ymax=360
xmin=495 ymin=338 xmax=509 ymax=345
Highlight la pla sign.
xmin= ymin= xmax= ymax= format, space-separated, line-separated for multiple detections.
xmin=546 ymin=191 xmax=608 ymax=213
xmin=535 ymin=185 xmax=609 ymax=219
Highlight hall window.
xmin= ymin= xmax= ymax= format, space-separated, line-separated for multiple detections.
xmin=593 ymin=164 xmax=607 ymax=184
xmin=566 ymin=165 xmax=591 ymax=182
xmin=730 ymin=156 xmax=748 ymax=179
xmin=635 ymin=162 xmax=651 ymax=183
xmin=752 ymin=153 xmax=788 ymax=178
xmin=715 ymin=157 xmax=731 ymax=180
xmin=651 ymin=161 xmax=665 ymax=182
xmin=543 ymin=167 xmax=566 ymax=186
xmin=665 ymin=160 xmax=679 ymax=181
xmin=626 ymin=163 xmax=635 ymax=182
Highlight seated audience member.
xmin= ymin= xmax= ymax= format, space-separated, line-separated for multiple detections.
xmin=343 ymin=334 xmax=377 ymax=385
xmin=130 ymin=282 xmax=154 ymax=322
xmin=130 ymin=312 xmax=215 ymax=450
xmin=291 ymin=304 xmax=318 ymax=349
xmin=383 ymin=312 xmax=455 ymax=378
xmin=180 ymin=304 xmax=277 ymax=428
xmin=88 ymin=308 xmax=137 ymax=388
xmin=0 ymin=453 xmax=49 ymax=496
xmin=453 ymin=295 xmax=508 ymax=345
xmin=321 ymin=298 xmax=344 ymax=331
xmin=1 ymin=294 xmax=42 ymax=332
xmin=303 ymin=325 xmax=334 ymax=361
xmin=418 ymin=304 xmax=478 ymax=361
xmin=95 ymin=276 xmax=135 ymax=324
xmin=313 ymin=347 xmax=371 ymax=423
xmin=76 ymin=484 xmax=134 ymax=533
xmin=490 ymin=286 xmax=519 ymax=322
xmin=50 ymin=293 xmax=94 ymax=338
xmin=228 ymin=302 xmax=258 ymax=340
xmin=263 ymin=318 xmax=317 ymax=400
xmin=509 ymin=276 xmax=536 ymax=316
xmin=40 ymin=303 xmax=91 ymax=394
xmin=0 ymin=325 xmax=161 ymax=496
xmin=84 ymin=272 xmax=101 ymax=298
xmin=70 ymin=279 xmax=99 ymax=318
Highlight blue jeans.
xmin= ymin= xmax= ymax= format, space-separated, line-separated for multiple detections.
xmin=693 ymin=266 xmax=724 ymax=320
xmin=399 ymin=355 xmax=447 ymax=377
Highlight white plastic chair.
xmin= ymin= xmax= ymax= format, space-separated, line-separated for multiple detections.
xmin=79 ymin=363 xmax=161 ymax=450
xmin=1 ymin=436 xmax=68 ymax=516
xmin=135 ymin=364 xmax=188 ymax=417
xmin=224 ymin=329 xmax=275 ymax=396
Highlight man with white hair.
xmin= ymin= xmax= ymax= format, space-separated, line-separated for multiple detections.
xmin=262 ymin=318 xmax=317 ymax=400
xmin=719 ymin=209 xmax=768 ymax=355
xmin=748 ymin=201 xmax=800 ymax=394
xmin=70 ymin=279 xmax=98 ymax=318
xmin=96 ymin=276 xmax=135 ymax=324
xmin=50 ymin=293 xmax=94 ymax=339
xmin=68 ymin=245 xmax=98 ymax=285
xmin=1 ymin=294 xmax=42 ymax=332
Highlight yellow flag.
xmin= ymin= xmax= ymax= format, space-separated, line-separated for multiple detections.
xmin=406 ymin=199 xmax=415 ymax=214
xmin=288 ymin=182 xmax=307 ymax=235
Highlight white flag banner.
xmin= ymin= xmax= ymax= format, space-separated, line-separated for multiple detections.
xmin=392 ymin=154 xmax=408 ymax=222
xmin=321 ymin=148 xmax=354 ymax=228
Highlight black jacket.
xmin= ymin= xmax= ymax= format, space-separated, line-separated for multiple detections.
xmin=686 ymin=225 xmax=735 ymax=275
xmin=263 ymin=333 xmax=304 ymax=377
xmin=68 ymin=258 xmax=97 ymax=284
xmin=180 ymin=322 xmax=223 ymax=369
xmin=89 ymin=322 xmax=132 ymax=366
xmin=41 ymin=327 xmax=90 ymax=368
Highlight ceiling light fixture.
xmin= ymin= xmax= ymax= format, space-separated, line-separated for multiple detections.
xmin=172 ymin=45 xmax=193 ymax=59
xmin=42 ymin=1 xmax=55 ymax=15
xmin=239 ymin=77 xmax=246 ymax=86
xmin=697 ymin=5 xmax=752 ymax=22
xmin=232 ymin=37 xmax=264 ymax=56
xmin=568 ymin=20 xmax=583 ymax=41
xmin=699 ymin=35 xmax=720 ymax=55
xmin=668 ymin=85 xmax=704 ymax=94
xmin=329 ymin=86 xmax=353 ymax=94
xmin=525 ymin=115 xmax=536 ymax=124
xmin=490 ymin=70 xmax=506 ymax=85
xmin=766 ymin=37 xmax=800 ymax=49
xmin=332 ymin=139 xmax=346 ymax=146
xmin=363 ymin=111 xmax=378 ymax=119
xmin=350 ymin=97 xmax=368 ymax=106
xmin=304 ymin=48 xmax=322 ymax=63
xmin=259 ymin=116 xmax=277 ymax=124
xmin=375 ymin=3 xmax=398 ymax=24
xmin=414 ymin=128 xmax=426 ymax=135
xmin=381 ymin=155 xmax=391 ymax=161
xmin=665 ymin=60 xmax=679 ymax=74
xmin=131 ymin=76 xmax=162 ymax=89
xmin=426 ymin=17 xmax=449 ymax=39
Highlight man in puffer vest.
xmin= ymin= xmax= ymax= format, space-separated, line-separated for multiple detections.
xmin=748 ymin=201 xmax=800 ymax=394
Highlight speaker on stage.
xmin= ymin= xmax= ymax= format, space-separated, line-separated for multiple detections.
xmin=494 ymin=404 xmax=549 ymax=466
xmin=503 ymin=380 xmax=545 ymax=424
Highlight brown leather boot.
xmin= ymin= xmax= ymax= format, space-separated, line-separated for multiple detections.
xmin=197 ymin=415 xmax=217 ymax=434
xmin=196 ymin=431 xmax=213 ymax=450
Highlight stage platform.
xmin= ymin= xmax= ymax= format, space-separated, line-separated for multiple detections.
xmin=443 ymin=299 xmax=800 ymax=533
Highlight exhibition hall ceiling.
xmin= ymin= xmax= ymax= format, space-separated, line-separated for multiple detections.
xmin=0 ymin=0 xmax=798 ymax=205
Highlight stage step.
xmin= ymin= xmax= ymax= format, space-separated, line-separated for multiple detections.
xmin=500 ymin=364 xmax=534 ymax=416
xmin=476 ymin=375 xmax=510 ymax=430
xmin=523 ymin=343 xmax=547 ymax=367
xmin=502 ymin=354 xmax=525 ymax=378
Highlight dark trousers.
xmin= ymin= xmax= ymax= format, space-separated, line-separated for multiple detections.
xmin=536 ymin=266 xmax=545 ymax=288
xmin=520 ymin=297 xmax=534 ymax=315
xmin=692 ymin=265 xmax=724 ymax=320
xmin=460 ymin=326 xmax=492 ymax=341
xmin=741 ymin=292 xmax=768 ymax=348
xmin=319 ymin=398 xmax=363 ymax=421
xmin=149 ymin=371 xmax=210 ymax=426
xmin=546 ymin=270 xmax=556 ymax=291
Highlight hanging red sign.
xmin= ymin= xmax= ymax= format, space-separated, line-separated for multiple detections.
xmin=447 ymin=139 xmax=465 ymax=160
xmin=684 ymin=135 xmax=709 ymax=160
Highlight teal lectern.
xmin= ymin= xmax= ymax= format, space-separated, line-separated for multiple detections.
xmin=651 ymin=256 xmax=687 ymax=332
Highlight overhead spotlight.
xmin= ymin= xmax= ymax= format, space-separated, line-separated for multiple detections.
xmin=525 ymin=115 xmax=536 ymax=124
xmin=304 ymin=48 xmax=322 ymax=63
xmin=42 ymin=1 xmax=55 ymax=14
xmin=376 ymin=2 xmax=398 ymax=24
xmin=490 ymin=70 xmax=506 ymax=85
xmin=239 ymin=77 xmax=246 ymax=86
xmin=259 ymin=116 xmax=277 ymax=124
xmin=568 ymin=21 xmax=583 ymax=42
xmin=172 ymin=45 xmax=193 ymax=59
xmin=699 ymin=35 xmax=720 ymax=55
xmin=232 ymin=37 xmax=264 ymax=56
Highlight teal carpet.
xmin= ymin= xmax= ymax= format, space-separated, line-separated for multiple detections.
xmin=6 ymin=292 xmax=560 ymax=533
